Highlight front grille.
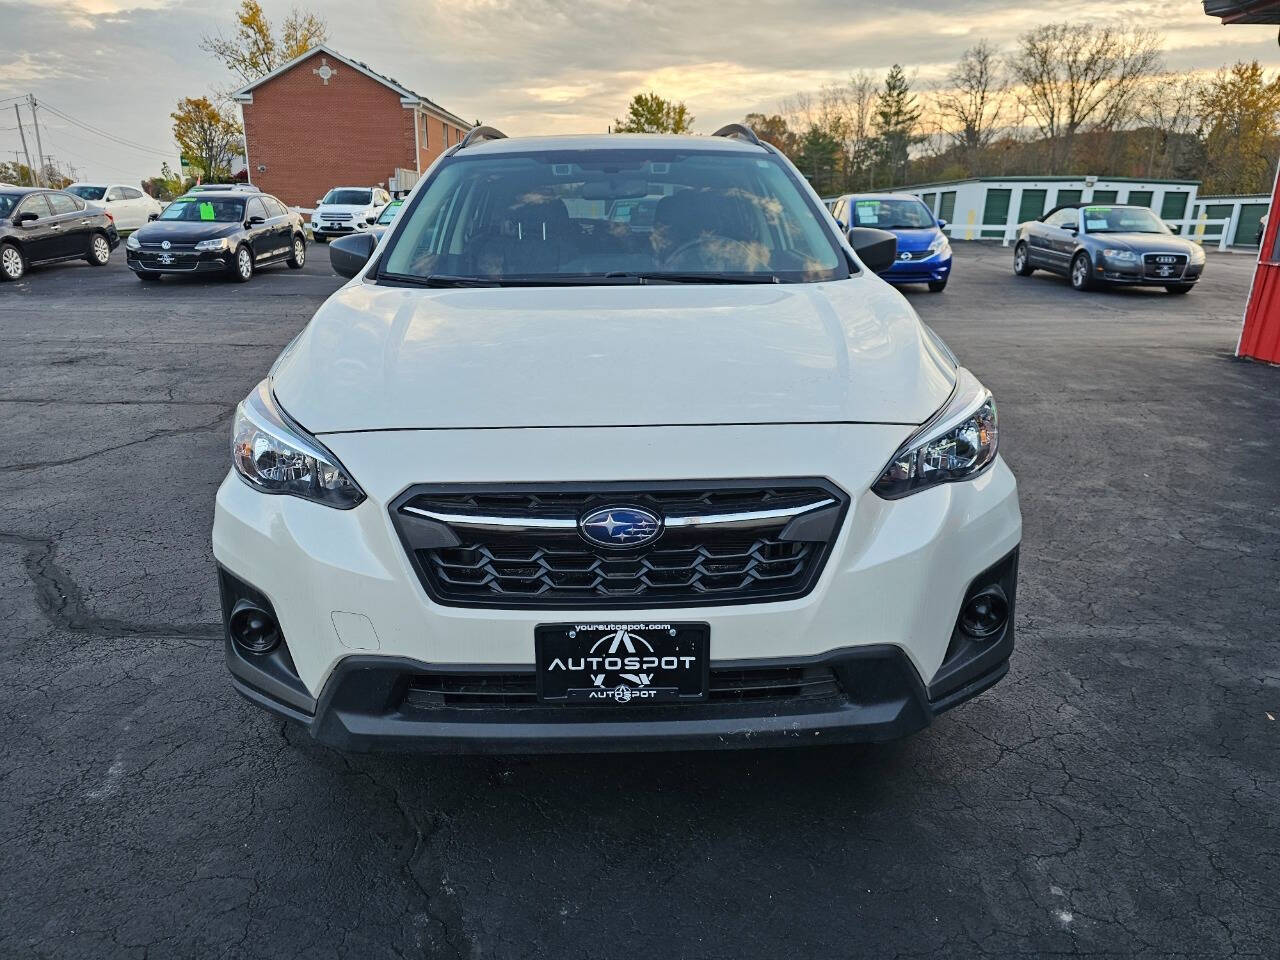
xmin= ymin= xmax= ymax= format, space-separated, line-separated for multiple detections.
xmin=897 ymin=250 xmax=929 ymax=261
xmin=1143 ymin=252 xmax=1187 ymax=279
xmin=403 ymin=665 xmax=843 ymax=710
xmin=321 ymin=212 xmax=353 ymax=222
xmin=391 ymin=482 xmax=848 ymax=609
xmin=139 ymin=241 xmax=198 ymax=252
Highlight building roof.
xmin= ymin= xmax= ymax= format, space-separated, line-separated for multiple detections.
xmin=231 ymin=44 xmax=472 ymax=129
xmin=1203 ymin=0 xmax=1280 ymax=22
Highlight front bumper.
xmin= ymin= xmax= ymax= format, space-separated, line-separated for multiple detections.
xmin=310 ymin=222 xmax=369 ymax=238
xmin=126 ymin=249 xmax=234 ymax=274
xmin=1096 ymin=257 xmax=1203 ymax=285
xmin=882 ymin=252 xmax=952 ymax=285
xmin=212 ymin=422 xmax=1022 ymax=752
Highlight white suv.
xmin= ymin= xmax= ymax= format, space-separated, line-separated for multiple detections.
xmin=310 ymin=186 xmax=389 ymax=240
xmin=213 ymin=128 xmax=1021 ymax=753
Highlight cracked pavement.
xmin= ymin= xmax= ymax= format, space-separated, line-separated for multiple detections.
xmin=1 ymin=245 xmax=1276 ymax=958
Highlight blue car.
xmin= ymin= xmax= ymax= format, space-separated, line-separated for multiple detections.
xmin=831 ymin=193 xmax=952 ymax=292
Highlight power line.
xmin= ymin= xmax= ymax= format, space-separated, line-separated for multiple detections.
xmin=37 ymin=99 xmax=173 ymax=158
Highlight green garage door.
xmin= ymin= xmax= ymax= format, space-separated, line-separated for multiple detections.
xmin=923 ymin=192 xmax=937 ymax=215
xmin=982 ymin=188 xmax=1012 ymax=237
xmin=1017 ymin=189 xmax=1047 ymax=223
xmin=938 ymin=191 xmax=956 ymax=223
xmin=1127 ymin=190 xmax=1154 ymax=209
xmin=1091 ymin=190 xmax=1119 ymax=204
xmin=1161 ymin=191 xmax=1190 ymax=232
xmin=1055 ymin=189 xmax=1082 ymax=207
xmin=1234 ymin=203 xmax=1268 ymax=247
xmin=1203 ymin=204 xmax=1233 ymax=242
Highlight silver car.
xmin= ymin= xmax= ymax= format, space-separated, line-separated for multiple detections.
xmin=1013 ymin=203 xmax=1206 ymax=294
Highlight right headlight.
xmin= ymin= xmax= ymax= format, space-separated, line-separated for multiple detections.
xmin=126 ymin=233 xmax=141 ymax=250
xmin=231 ymin=379 xmax=365 ymax=509
xmin=871 ymin=369 xmax=998 ymax=499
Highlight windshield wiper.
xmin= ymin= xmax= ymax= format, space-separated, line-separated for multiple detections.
xmin=603 ymin=271 xmax=780 ymax=284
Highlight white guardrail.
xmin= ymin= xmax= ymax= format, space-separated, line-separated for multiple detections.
xmin=946 ymin=216 xmax=1235 ymax=250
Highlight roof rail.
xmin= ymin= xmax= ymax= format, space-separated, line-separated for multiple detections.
xmin=711 ymin=123 xmax=762 ymax=147
xmin=457 ymin=125 xmax=508 ymax=150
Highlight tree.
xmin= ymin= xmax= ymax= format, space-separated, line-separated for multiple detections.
xmin=1199 ymin=61 xmax=1280 ymax=195
xmin=200 ymin=1 xmax=328 ymax=87
xmin=171 ymin=97 xmax=243 ymax=181
xmin=614 ymin=93 xmax=694 ymax=134
xmin=141 ymin=163 xmax=194 ymax=201
xmin=744 ymin=113 xmax=797 ymax=154
xmin=1132 ymin=72 xmax=1204 ymax=180
xmin=794 ymin=126 xmax=844 ymax=196
xmin=1009 ymin=23 xmax=1162 ymax=172
xmin=934 ymin=41 xmax=1012 ymax=172
xmin=872 ymin=64 xmax=923 ymax=186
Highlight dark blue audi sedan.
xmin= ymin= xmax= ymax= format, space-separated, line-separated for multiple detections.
xmin=831 ymin=193 xmax=952 ymax=292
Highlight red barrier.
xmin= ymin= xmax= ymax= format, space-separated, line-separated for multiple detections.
xmin=1237 ymin=161 xmax=1280 ymax=365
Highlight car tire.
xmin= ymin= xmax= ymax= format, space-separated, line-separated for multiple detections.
xmin=1013 ymin=242 xmax=1034 ymax=276
xmin=927 ymin=279 xmax=948 ymax=293
xmin=86 ymin=232 xmax=112 ymax=266
xmin=287 ymin=235 xmax=306 ymax=269
xmin=0 ymin=242 xmax=24 ymax=281
xmin=1070 ymin=252 xmax=1095 ymax=291
xmin=1165 ymin=284 xmax=1193 ymax=295
xmin=135 ymin=271 xmax=162 ymax=282
xmin=231 ymin=245 xmax=254 ymax=283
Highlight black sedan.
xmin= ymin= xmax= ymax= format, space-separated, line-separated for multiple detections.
xmin=1013 ymin=203 xmax=1205 ymax=294
xmin=0 ymin=186 xmax=120 ymax=282
xmin=125 ymin=191 xmax=306 ymax=282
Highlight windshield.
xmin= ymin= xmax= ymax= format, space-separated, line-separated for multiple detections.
xmin=1082 ymin=206 xmax=1169 ymax=234
xmin=66 ymin=185 xmax=107 ymax=201
xmin=323 ymin=189 xmax=372 ymax=206
xmin=0 ymin=194 xmax=17 ymax=219
xmin=1080 ymin=207 xmax=1172 ymax=235
xmin=849 ymin=198 xmax=935 ymax=230
xmin=159 ymin=196 xmax=245 ymax=223
xmin=377 ymin=200 xmax=403 ymax=224
xmin=381 ymin=149 xmax=845 ymax=284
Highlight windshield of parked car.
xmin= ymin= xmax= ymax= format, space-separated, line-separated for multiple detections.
xmin=377 ymin=200 xmax=403 ymax=224
xmin=0 ymin=193 xmax=18 ymax=219
xmin=1082 ymin=206 xmax=1169 ymax=234
xmin=66 ymin=185 xmax=107 ymax=201
xmin=849 ymin=198 xmax=935 ymax=230
xmin=381 ymin=148 xmax=846 ymax=284
xmin=158 ymin=196 xmax=245 ymax=222
xmin=323 ymin=189 xmax=372 ymax=206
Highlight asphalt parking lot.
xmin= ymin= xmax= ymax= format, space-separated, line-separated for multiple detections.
xmin=1 ymin=243 xmax=1276 ymax=959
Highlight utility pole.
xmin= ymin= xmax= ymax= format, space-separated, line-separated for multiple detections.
xmin=14 ymin=103 xmax=36 ymax=186
xmin=29 ymin=95 xmax=46 ymax=188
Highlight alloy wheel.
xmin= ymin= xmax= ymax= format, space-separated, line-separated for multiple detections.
xmin=1072 ymin=257 xmax=1087 ymax=288
xmin=1 ymin=247 xmax=22 ymax=279
xmin=1013 ymin=248 xmax=1025 ymax=272
xmin=92 ymin=236 xmax=110 ymax=264
xmin=294 ymin=240 xmax=304 ymax=265
xmin=238 ymin=248 xmax=253 ymax=279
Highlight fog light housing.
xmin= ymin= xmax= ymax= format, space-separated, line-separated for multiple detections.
xmin=229 ymin=600 xmax=281 ymax=654
xmin=959 ymin=586 xmax=1009 ymax=639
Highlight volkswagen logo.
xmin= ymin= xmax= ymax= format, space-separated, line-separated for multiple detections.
xmin=579 ymin=506 xmax=662 ymax=549
xmin=161 ymin=240 xmax=171 ymax=250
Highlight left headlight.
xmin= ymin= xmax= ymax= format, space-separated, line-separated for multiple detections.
xmin=195 ymin=237 xmax=233 ymax=252
xmin=872 ymin=369 xmax=998 ymax=500
xmin=232 ymin=380 xmax=365 ymax=509
xmin=1102 ymin=248 xmax=1137 ymax=262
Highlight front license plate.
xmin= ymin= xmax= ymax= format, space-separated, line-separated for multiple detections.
xmin=536 ymin=622 xmax=709 ymax=705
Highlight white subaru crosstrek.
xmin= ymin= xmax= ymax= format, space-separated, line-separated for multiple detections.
xmin=213 ymin=128 xmax=1021 ymax=753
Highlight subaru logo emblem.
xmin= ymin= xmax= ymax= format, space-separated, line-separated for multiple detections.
xmin=161 ymin=240 xmax=171 ymax=250
xmin=579 ymin=507 xmax=662 ymax=549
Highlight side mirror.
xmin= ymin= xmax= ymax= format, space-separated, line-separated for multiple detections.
xmin=937 ymin=219 xmax=948 ymax=229
xmin=247 ymin=215 xmax=266 ymax=226
xmin=15 ymin=211 xmax=38 ymax=226
xmin=147 ymin=213 xmax=159 ymax=222
xmin=847 ymin=226 xmax=898 ymax=275
xmin=1063 ymin=223 xmax=1078 ymax=234
xmin=316 ymin=199 xmax=324 ymax=207
xmin=330 ymin=231 xmax=378 ymax=279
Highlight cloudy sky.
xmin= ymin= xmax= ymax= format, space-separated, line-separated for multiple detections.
xmin=1 ymin=0 xmax=1275 ymax=183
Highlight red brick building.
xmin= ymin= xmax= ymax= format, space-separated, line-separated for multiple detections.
xmin=232 ymin=45 xmax=472 ymax=207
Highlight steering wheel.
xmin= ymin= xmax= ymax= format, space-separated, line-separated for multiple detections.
xmin=662 ymin=235 xmax=757 ymax=271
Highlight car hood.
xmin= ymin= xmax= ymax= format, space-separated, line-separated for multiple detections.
xmin=888 ymin=227 xmax=941 ymax=252
xmin=133 ymin=220 xmax=239 ymax=243
xmin=272 ymin=279 xmax=957 ymax=433
xmin=316 ymin=204 xmax=375 ymax=215
xmin=1087 ymin=233 xmax=1195 ymax=253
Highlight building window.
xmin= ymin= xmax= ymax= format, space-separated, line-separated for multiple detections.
xmin=420 ymin=113 xmax=428 ymax=148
